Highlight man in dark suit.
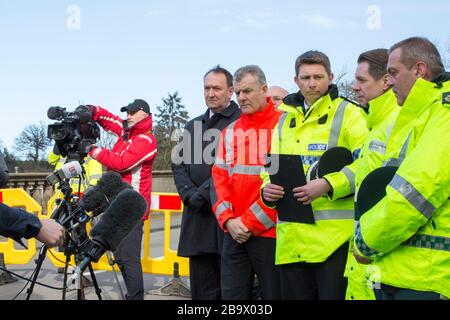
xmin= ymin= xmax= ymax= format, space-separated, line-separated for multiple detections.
xmin=172 ymin=65 xmax=241 ymax=300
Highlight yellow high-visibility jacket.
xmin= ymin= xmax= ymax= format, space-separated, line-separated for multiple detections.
xmin=48 ymin=151 xmax=103 ymax=192
xmin=355 ymin=75 xmax=450 ymax=298
xmin=261 ymin=85 xmax=368 ymax=264
xmin=325 ymin=90 xmax=400 ymax=300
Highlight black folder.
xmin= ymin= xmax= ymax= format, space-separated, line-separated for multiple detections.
xmin=267 ymin=154 xmax=315 ymax=224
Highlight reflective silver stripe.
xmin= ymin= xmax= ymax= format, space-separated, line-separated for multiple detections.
xmin=131 ymin=166 xmax=142 ymax=192
xmin=368 ymin=140 xmax=386 ymax=154
xmin=277 ymin=113 xmax=288 ymax=141
xmin=232 ymin=165 xmax=264 ymax=176
xmin=341 ymin=167 xmax=355 ymax=194
xmin=216 ymin=201 xmax=233 ymax=219
xmin=403 ymin=234 xmax=450 ymax=252
xmin=389 ymin=174 xmax=436 ymax=219
xmin=328 ymin=100 xmax=349 ymax=148
xmin=314 ymin=210 xmax=354 ymax=221
xmin=225 ymin=121 xmax=237 ymax=163
xmin=250 ymin=202 xmax=275 ymax=229
xmin=89 ymin=174 xmax=102 ymax=180
xmin=58 ymin=158 xmax=66 ymax=163
xmin=215 ymin=163 xmax=232 ymax=176
xmin=277 ymin=210 xmax=354 ymax=224
xmin=383 ymin=132 xmax=411 ymax=167
xmin=385 ymin=123 xmax=394 ymax=142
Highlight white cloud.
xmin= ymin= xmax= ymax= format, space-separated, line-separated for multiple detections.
xmin=219 ymin=8 xmax=289 ymax=33
xmin=299 ymin=14 xmax=339 ymax=29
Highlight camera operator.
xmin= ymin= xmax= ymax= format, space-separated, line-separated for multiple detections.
xmin=0 ymin=149 xmax=9 ymax=188
xmin=81 ymin=99 xmax=157 ymax=300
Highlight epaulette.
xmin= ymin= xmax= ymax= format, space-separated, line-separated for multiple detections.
xmin=443 ymin=92 xmax=450 ymax=107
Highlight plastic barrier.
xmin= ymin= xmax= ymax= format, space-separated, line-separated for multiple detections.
xmin=142 ymin=193 xmax=189 ymax=276
xmin=45 ymin=191 xmax=189 ymax=276
xmin=0 ymin=189 xmax=39 ymax=265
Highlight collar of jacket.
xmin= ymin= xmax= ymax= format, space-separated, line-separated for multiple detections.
xmin=127 ymin=114 xmax=153 ymax=137
xmin=280 ymin=84 xmax=339 ymax=112
xmin=201 ymin=100 xmax=240 ymax=122
xmin=394 ymin=78 xmax=440 ymax=128
xmin=366 ymin=89 xmax=399 ymax=130
xmin=239 ymin=97 xmax=278 ymax=127
xmin=431 ymin=71 xmax=450 ymax=88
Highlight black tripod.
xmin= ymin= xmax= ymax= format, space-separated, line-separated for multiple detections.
xmin=26 ymin=176 xmax=103 ymax=300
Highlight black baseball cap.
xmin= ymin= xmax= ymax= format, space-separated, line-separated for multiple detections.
xmin=120 ymin=99 xmax=151 ymax=114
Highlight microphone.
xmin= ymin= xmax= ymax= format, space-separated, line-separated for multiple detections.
xmin=79 ymin=171 xmax=131 ymax=213
xmin=77 ymin=189 xmax=148 ymax=272
xmin=46 ymin=161 xmax=83 ymax=186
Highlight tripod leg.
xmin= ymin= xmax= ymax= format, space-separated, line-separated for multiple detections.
xmin=87 ymin=263 xmax=102 ymax=300
xmin=62 ymin=252 xmax=71 ymax=300
xmin=25 ymin=245 xmax=48 ymax=300
xmin=106 ymin=251 xmax=125 ymax=300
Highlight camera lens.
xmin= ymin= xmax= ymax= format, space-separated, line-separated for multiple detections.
xmin=48 ymin=124 xmax=69 ymax=140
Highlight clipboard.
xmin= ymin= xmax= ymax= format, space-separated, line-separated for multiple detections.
xmin=267 ymin=154 xmax=315 ymax=224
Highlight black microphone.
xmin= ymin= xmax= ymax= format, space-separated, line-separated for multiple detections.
xmin=47 ymin=106 xmax=66 ymax=120
xmin=77 ymin=189 xmax=148 ymax=272
xmin=79 ymin=171 xmax=131 ymax=214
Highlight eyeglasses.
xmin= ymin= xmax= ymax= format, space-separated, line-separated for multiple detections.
xmin=127 ymin=109 xmax=151 ymax=116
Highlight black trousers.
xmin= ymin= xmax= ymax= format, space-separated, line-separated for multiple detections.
xmin=221 ymin=233 xmax=281 ymax=300
xmin=278 ymin=242 xmax=349 ymax=300
xmin=114 ymin=220 xmax=144 ymax=300
xmin=189 ymin=254 xmax=221 ymax=300
xmin=374 ymin=284 xmax=443 ymax=300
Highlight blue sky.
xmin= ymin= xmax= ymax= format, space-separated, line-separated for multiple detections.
xmin=0 ymin=0 xmax=449 ymax=150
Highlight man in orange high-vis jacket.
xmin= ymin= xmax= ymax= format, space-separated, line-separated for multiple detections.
xmin=211 ymin=65 xmax=281 ymax=300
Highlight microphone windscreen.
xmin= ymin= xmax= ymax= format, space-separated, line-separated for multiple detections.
xmin=89 ymin=189 xmax=147 ymax=252
xmin=80 ymin=171 xmax=130 ymax=212
xmin=96 ymin=171 xmax=130 ymax=199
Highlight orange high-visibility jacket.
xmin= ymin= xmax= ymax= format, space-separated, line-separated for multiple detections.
xmin=211 ymin=99 xmax=281 ymax=238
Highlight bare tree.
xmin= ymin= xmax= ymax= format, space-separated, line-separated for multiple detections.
xmin=14 ymin=121 xmax=52 ymax=162
xmin=334 ymin=65 xmax=358 ymax=102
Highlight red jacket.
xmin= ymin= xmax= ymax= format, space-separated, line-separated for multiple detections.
xmin=211 ymin=99 xmax=280 ymax=238
xmin=89 ymin=106 xmax=157 ymax=219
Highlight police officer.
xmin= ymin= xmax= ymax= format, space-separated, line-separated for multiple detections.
xmin=262 ymin=51 xmax=368 ymax=299
xmin=296 ymin=49 xmax=401 ymax=300
xmin=354 ymin=37 xmax=450 ymax=300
